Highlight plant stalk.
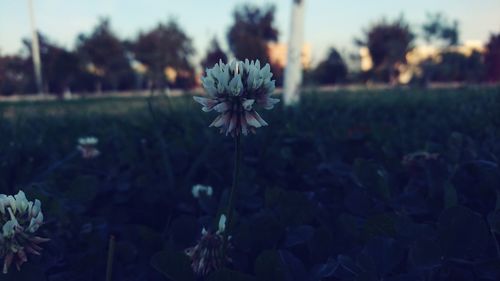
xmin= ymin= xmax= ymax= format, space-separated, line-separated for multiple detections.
xmin=105 ymin=235 xmax=116 ymax=281
xmin=224 ymin=133 xmax=241 ymax=248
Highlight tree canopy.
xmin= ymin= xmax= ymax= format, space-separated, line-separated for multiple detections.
xmin=422 ymin=12 xmax=460 ymax=46
xmin=356 ymin=17 xmax=415 ymax=82
xmin=485 ymin=33 xmax=500 ymax=82
xmin=76 ymin=18 xmax=134 ymax=91
xmin=311 ymin=48 xmax=348 ymax=85
xmin=227 ymin=4 xmax=278 ymax=63
xmin=201 ymin=38 xmax=228 ymax=72
xmin=132 ymin=19 xmax=196 ymax=89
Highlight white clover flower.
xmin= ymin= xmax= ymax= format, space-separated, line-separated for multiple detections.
xmin=194 ymin=59 xmax=279 ymax=136
xmin=185 ymin=215 xmax=231 ymax=276
xmin=0 ymin=190 xmax=49 ymax=274
xmin=191 ymin=184 xmax=213 ymax=198
xmin=77 ymin=136 xmax=100 ymax=159
xmin=217 ymin=214 xmax=226 ymax=234
xmin=77 ymin=137 xmax=98 ymax=146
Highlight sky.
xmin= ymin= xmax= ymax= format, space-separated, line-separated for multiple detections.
xmin=0 ymin=0 xmax=499 ymax=65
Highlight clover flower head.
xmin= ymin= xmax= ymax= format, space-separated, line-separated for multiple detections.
xmin=191 ymin=184 xmax=213 ymax=198
xmin=184 ymin=215 xmax=231 ymax=276
xmin=77 ymin=136 xmax=100 ymax=159
xmin=0 ymin=190 xmax=49 ymax=274
xmin=194 ymin=59 xmax=280 ymax=136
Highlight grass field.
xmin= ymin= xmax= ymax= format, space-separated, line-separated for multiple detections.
xmin=1 ymin=86 xmax=500 ymax=280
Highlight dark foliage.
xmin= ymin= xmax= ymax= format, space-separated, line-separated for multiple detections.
xmin=201 ymin=38 xmax=228 ymax=74
xmin=310 ymin=48 xmax=348 ymax=85
xmin=1 ymin=87 xmax=500 ymax=280
xmin=422 ymin=12 xmax=460 ymax=46
xmin=132 ymin=19 xmax=196 ymax=90
xmin=23 ymin=33 xmax=84 ymax=94
xmin=227 ymin=4 xmax=278 ymax=63
xmin=485 ymin=33 xmax=500 ymax=82
xmin=227 ymin=4 xmax=284 ymax=86
xmin=0 ymin=54 xmax=32 ymax=95
xmin=421 ymin=50 xmax=486 ymax=83
xmin=357 ymin=17 xmax=415 ymax=82
xmin=76 ymin=18 xmax=135 ymax=92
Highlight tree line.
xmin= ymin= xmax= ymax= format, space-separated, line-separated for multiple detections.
xmin=1 ymin=4 xmax=499 ymax=96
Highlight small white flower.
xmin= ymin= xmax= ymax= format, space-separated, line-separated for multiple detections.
xmin=217 ymin=214 xmax=226 ymax=234
xmin=77 ymin=136 xmax=100 ymax=159
xmin=78 ymin=137 xmax=98 ymax=146
xmin=0 ymin=190 xmax=49 ymax=274
xmin=191 ymin=184 xmax=213 ymax=198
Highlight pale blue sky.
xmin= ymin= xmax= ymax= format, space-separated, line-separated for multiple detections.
xmin=1 ymin=0 xmax=499 ymax=64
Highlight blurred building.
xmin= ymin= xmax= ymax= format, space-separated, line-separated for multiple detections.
xmin=267 ymin=42 xmax=312 ymax=69
xmin=359 ymin=47 xmax=373 ymax=72
xmin=359 ymin=40 xmax=486 ymax=84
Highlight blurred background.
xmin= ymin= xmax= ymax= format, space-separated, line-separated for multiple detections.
xmin=1 ymin=2 xmax=500 ymax=280
xmin=0 ymin=0 xmax=499 ymax=97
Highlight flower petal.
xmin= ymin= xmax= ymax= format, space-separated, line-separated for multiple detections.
xmin=262 ymin=97 xmax=280 ymax=110
xmin=213 ymin=102 xmax=230 ymax=113
xmin=228 ymin=74 xmax=243 ymax=96
xmin=245 ymin=111 xmax=262 ymax=128
xmin=193 ymin=96 xmax=218 ymax=112
xmin=210 ymin=113 xmax=229 ymax=128
xmin=252 ymin=111 xmax=268 ymax=126
xmin=242 ymin=99 xmax=255 ymax=111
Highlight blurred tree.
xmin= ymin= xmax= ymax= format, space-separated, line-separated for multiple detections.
xmin=422 ymin=12 xmax=460 ymax=46
xmin=311 ymin=48 xmax=348 ymax=85
xmin=485 ymin=33 xmax=500 ymax=82
xmin=421 ymin=50 xmax=485 ymax=82
xmin=132 ymin=19 xmax=196 ymax=90
xmin=23 ymin=33 xmax=82 ymax=94
xmin=227 ymin=4 xmax=284 ymax=85
xmin=227 ymin=4 xmax=278 ymax=62
xmin=201 ymin=38 xmax=228 ymax=72
xmin=356 ymin=17 xmax=415 ymax=83
xmin=76 ymin=18 xmax=134 ymax=92
xmin=0 ymin=54 xmax=31 ymax=95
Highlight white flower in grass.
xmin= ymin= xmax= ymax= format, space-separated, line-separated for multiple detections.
xmin=77 ymin=136 xmax=100 ymax=159
xmin=191 ymin=184 xmax=213 ymax=198
xmin=184 ymin=213 xmax=231 ymax=276
xmin=194 ymin=59 xmax=279 ymax=136
xmin=0 ymin=190 xmax=49 ymax=274
xmin=217 ymin=214 xmax=226 ymax=234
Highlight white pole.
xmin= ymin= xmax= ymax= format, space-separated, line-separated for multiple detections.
xmin=283 ymin=0 xmax=305 ymax=106
xmin=28 ymin=0 xmax=43 ymax=95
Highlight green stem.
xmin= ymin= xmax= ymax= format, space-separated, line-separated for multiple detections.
xmin=105 ymin=235 xmax=116 ymax=281
xmin=224 ymin=134 xmax=241 ymax=247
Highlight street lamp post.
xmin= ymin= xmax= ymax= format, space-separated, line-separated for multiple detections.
xmin=28 ymin=0 xmax=43 ymax=95
xmin=283 ymin=0 xmax=306 ymax=106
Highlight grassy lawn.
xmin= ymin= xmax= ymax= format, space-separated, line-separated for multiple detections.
xmin=1 ymin=86 xmax=500 ymax=280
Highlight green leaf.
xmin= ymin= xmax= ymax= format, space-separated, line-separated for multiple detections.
xmin=363 ymin=213 xmax=397 ymax=239
xmin=254 ymin=250 xmax=286 ymax=281
xmin=151 ymin=249 xmax=195 ymax=281
xmin=488 ymin=210 xmax=500 ymax=234
xmin=438 ymin=206 xmax=494 ymax=260
xmin=444 ymin=181 xmax=458 ymax=208
xmin=409 ymin=239 xmax=442 ymax=269
xmin=3 ymin=264 xmax=46 ymax=281
xmin=207 ymin=268 xmax=257 ymax=281
xmin=353 ymin=159 xmax=390 ymax=200
xmin=65 ymin=175 xmax=99 ymax=203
